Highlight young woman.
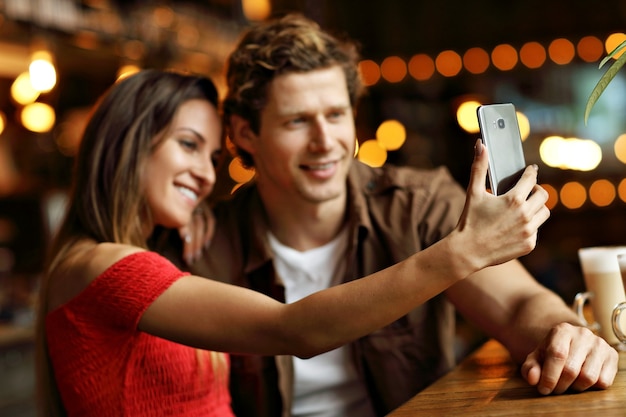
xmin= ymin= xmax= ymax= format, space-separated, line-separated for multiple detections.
xmin=36 ymin=69 xmax=547 ymax=416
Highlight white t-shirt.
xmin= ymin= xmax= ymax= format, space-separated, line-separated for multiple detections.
xmin=268 ymin=229 xmax=376 ymax=417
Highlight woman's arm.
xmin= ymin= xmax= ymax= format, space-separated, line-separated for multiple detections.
xmin=139 ymin=141 xmax=550 ymax=358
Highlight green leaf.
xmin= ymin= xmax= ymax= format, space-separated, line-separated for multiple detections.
xmin=584 ymin=49 xmax=626 ymax=124
xmin=599 ymin=40 xmax=626 ymax=68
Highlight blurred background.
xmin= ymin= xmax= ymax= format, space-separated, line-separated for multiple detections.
xmin=0 ymin=0 xmax=625 ymax=415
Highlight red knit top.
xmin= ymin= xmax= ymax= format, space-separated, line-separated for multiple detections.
xmin=46 ymin=251 xmax=233 ymax=417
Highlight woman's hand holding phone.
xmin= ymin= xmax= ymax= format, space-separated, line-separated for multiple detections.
xmin=453 ymin=139 xmax=550 ymax=270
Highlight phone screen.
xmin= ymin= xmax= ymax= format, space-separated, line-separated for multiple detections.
xmin=476 ymin=103 xmax=526 ymax=196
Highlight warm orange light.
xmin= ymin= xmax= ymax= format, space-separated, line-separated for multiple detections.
xmin=222 ymin=136 xmax=237 ymax=157
xmin=358 ymin=59 xmax=381 ymax=86
xmin=463 ymin=47 xmax=490 ymax=74
xmin=615 ymin=134 xmax=626 ymax=164
xmin=21 ymin=102 xmax=56 ymax=133
xmin=228 ymin=157 xmax=255 ymax=184
xmin=618 ymin=179 xmax=626 ymax=203
xmin=516 ymin=111 xmax=530 ymax=141
xmin=519 ymin=42 xmax=546 ymax=69
xmin=29 ymin=52 xmax=57 ymax=93
xmin=230 ymin=183 xmax=245 ymax=194
xmin=357 ymin=139 xmax=387 ymax=167
xmin=541 ymin=184 xmax=559 ymax=210
xmin=242 ymin=0 xmax=271 ymax=21
xmin=491 ymin=44 xmax=518 ymax=71
xmin=376 ymin=120 xmax=406 ymax=150
xmin=589 ymin=179 xmax=616 ymax=207
xmin=117 ymin=64 xmax=141 ymax=80
xmin=435 ymin=50 xmax=462 ymax=77
xmin=540 ymin=136 xmax=601 ymax=171
xmin=560 ymin=181 xmax=587 ymax=209
xmin=380 ymin=56 xmax=407 ymax=83
xmin=11 ymin=72 xmax=40 ymax=105
xmin=605 ymin=33 xmax=626 ymax=58
xmin=548 ymin=38 xmax=575 ymax=65
xmin=152 ymin=6 xmax=174 ymax=28
xmin=456 ymin=100 xmax=482 ymax=134
xmin=577 ymin=36 xmax=604 ymax=63
xmin=408 ymin=54 xmax=435 ymax=81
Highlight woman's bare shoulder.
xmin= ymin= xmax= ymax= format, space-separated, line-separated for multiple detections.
xmin=84 ymin=242 xmax=146 ymax=276
xmin=47 ymin=241 xmax=145 ymax=311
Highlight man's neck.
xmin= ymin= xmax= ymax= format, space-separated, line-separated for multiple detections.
xmin=261 ymin=193 xmax=348 ymax=252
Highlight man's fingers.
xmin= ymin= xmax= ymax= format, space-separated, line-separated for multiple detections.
xmin=569 ymin=341 xmax=619 ymax=392
xmin=521 ymin=351 xmax=542 ymax=386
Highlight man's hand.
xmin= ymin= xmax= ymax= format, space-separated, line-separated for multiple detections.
xmin=520 ymin=323 xmax=619 ymax=395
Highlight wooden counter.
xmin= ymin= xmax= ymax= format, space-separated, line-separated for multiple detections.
xmin=388 ymin=339 xmax=626 ymax=416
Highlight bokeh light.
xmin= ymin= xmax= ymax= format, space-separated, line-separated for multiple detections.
xmin=380 ymin=56 xmax=407 ymax=83
xmin=516 ymin=111 xmax=530 ymax=141
xmin=242 ymin=0 xmax=271 ymax=21
xmin=11 ymin=72 xmax=40 ymax=105
xmin=618 ymin=179 xmax=626 ymax=203
xmin=21 ymin=102 xmax=55 ymax=133
xmin=577 ymin=36 xmax=604 ymax=63
xmin=463 ymin=47 xmax=490 ymax=74
xmin=589 ymin=179 xmax=616 ymax=207
xmin=560 ymin=181 xmax=587 ymax=209
xmin=408 ymin=54 xmax=435 ymax=81
xmin=520 ymin=41 xmax=546 ymax=69
xmin=541 ymin=183 xmax=559 ymax=210
xmin=539 ymin=136 xmax=601 ymax=171
xmin=435 ymin=50 xmax=462 ymax=77
xmin=29 ymin=50 xmax=56 ymax=92
xmin=376 ymin=120 xmax=406 ymax=150
xmin=614 ymin=134 xmax=626 ymax=164
xmin=228 ymin=157 xmax=255 ymax=184
xmin=357 ymin=139 xmax=387 ymax=167
xmin=491 ymin=44 xmax=518 ymax=71
xmin=605 ymin=32 xmax=626 ymax=58
xmin=548 ymin=38 xmax=575 ymax=65
xmin=456 ymin=100 xmax=481 ymax=133
xmin=359 ymin=59 xmax=381 ymax=86
xmin=117 ymin=64 xmax=141 ymax=80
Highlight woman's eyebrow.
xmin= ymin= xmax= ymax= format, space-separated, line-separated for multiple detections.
xmin=173 ymin=127 xmax=206 ymax=143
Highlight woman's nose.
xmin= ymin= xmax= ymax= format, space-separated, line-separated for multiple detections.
xmin=194 ymin=158 xmax=216 ymax=186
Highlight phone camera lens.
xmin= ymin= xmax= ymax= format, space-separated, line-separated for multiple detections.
xmin=497 ymin=118 xmax=505 ymax=128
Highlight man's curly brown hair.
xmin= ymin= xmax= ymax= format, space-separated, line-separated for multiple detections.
xmin=223 ymin=13 xmax=364 ymax=168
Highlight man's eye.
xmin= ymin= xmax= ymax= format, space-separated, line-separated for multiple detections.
xmin=328 ymin=111 xmax=344 ymax=120
xmin=287 ymin=117 xmax=305 ymax=126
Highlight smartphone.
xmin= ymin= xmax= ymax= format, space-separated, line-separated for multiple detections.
xmin=476 ymin=103 xmax=526 ymax=196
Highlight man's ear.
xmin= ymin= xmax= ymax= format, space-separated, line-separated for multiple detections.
xmin=229 ymin=114 xmax=256 ymax=155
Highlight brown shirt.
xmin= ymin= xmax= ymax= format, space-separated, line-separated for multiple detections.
xmin=190 ymin=160 xmax=468 ymax=417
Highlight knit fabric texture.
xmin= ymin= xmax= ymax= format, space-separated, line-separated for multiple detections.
xmin=46 ymin=251 xmax=233 ymax=417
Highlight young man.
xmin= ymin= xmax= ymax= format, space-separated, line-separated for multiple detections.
xmin=187 ymin=14 xmax=617 ymax=417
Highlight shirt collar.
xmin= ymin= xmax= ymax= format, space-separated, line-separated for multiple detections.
xmin=240 ymin=161 xmax=382 ymax=276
